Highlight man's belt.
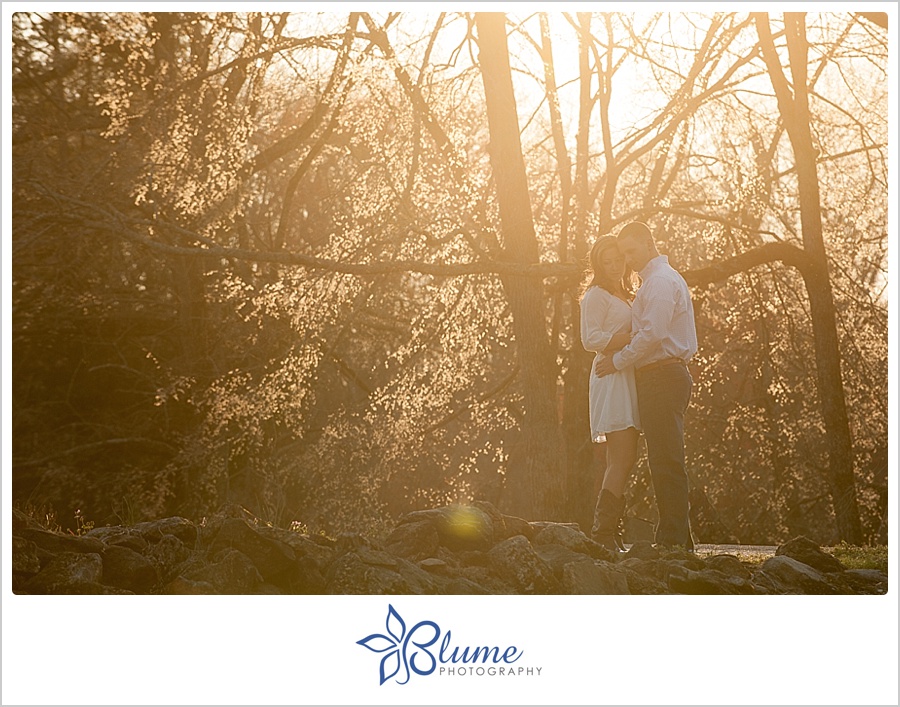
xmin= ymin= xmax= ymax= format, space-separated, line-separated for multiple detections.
xmin=635 ymin=357 xmax=688 ymax=374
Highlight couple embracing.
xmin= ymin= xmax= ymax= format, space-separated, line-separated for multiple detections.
xmin=580 ymin=221 xmax=698 ymax=552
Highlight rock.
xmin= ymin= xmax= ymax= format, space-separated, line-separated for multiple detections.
xmin=256 ymin=527 xmax=335 ymax=570
xmin=280 ymin=556 xmax=327 ymax=594
xmin=326 ymin=553 xmax=412 ymax=595
xmin=620 ymin=567 xmax=669 ymax=595
xmin=397 ymin=506 xmax=494 ymax=552
xmin=184 ymin=549 xmax=263 ymax=594
xmin=471 ymin=501 xmax=534 ymax=542
xmin=487 ymin=535 xmax=560 ymax=594
xmin=209 ymin=518 xmax=296 ymax=582
xmin=395 ymin=559 xmax=444 ymax=594
xmin=15 ymin=528 xmax=106 ymax=555
xmin=624 ymin=541 xmax=659 ymax=561
xmin=101 ymin=545 xmax=159 ymax=592
xmin=12 ymin=508 xmax=45 ymax=532
xmin=457 ymin=550 xmax=489 ymax=567
xmin=24 ymin=552 xmax=103 ymax=593
xmin=702 ymin=554 xmax=752 ymax=580
xmin=456 ymin=566 xmax=517 ymax=594
xmin=335 ymin=532 xmax=374 ymax=555
xmin=63 ymin=583 xmax=134 ymax=595
xmin=418 ymin=558 xmax=450 ymax=574
xmin=86 ymin=527 xmax=148 ymax=552
xmin=355 ymin=546 xmax=400 ymax=569
xmin=562 ymin=560 xmax=631 ymax=594
xmin=444 ymin=577 xmax=491 ymax=594
xmin=668 ymin=567 xmax=757 ymax=595
xmin=841 ymin=569 xmax=888 ymax=595
xmin=775 ymin=536 xmax=845 ymax=574
xmin=162 ymin=577 xmax=219 ymax=595
xmin=144 ymin=533 xmax=191 ymax=583
xmin=534 ymin=524 xmax=618 ymax=562
xmin=529 ymin=521 xmax=581 ymax=534
xmin=500 ymin=514 xmax=535 ymax=542
xmin=533 ymin=524 xmax=592 ymax=553
xmin=534 ymin=543 xmax=594 ymax=578
xmin=619 ymin=557 xmax=682 ymax=585
xmin=12 ymin=536 xmax=41 ymax=576
xmin=752 ymin=555 xmax=842 ymax=594
xmin=384 ymin=519 xmax=440 ymax=560
xmin=130 ymin=517 xmax=198 ymax=546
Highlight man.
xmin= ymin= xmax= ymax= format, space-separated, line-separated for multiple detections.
xmin=594 ymin=221 xmax=698 ymax=550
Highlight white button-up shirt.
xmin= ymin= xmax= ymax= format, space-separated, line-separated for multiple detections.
xmin=612 ymin=255 xmax=698 ymax=370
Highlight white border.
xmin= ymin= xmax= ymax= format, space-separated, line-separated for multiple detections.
xmin=3 ymin=3 xmax=897 ymax=705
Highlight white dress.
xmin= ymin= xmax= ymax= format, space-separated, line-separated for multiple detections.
xmin=579 ymin=286 xmax=642 ymax=442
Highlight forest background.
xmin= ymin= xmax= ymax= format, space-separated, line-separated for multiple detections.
xmin=10 ymin=10 xmax=889 ymax=547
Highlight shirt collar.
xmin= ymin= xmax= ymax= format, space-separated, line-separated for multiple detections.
xmin=640 ymin=254 xmax=668 ymax=278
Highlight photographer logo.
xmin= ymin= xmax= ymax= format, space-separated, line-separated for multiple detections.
xmin=356 ymin=604 xmax=541 ymax=685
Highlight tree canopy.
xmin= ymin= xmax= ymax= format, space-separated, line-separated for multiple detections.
xmin=11 ymin=11 xmax=887 ymax=545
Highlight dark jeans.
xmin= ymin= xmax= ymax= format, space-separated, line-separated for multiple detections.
xmin=636 ymin=363 xmax=694 ymax=548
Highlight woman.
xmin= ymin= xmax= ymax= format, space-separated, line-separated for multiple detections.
xmin=580 ymin=235 xmax=641 ymax=551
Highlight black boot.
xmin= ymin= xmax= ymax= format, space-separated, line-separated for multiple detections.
xmin=591 ymin=489 xmax=626 ymax=551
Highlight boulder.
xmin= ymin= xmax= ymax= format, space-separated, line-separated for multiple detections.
xmin=15 ymin=528 xmax=105 ymax=555
xmin=702 ymin=554 xmax=752 ymax=580
xmin=12 ymin=536 xmax=41 ymax=576
xmin=384 ymin=519 xmax=440 ymax=561
xmin=184 ymin=549 xmax=263 ymax=594
xmin=162 ymin=577 xmax=218 ymax=595
xmin=12 ymin=508 xmax=45 ymax=532
xmin=24 ymin=552 xmax=103 ymax=594
xmin=63 ymin=583 xmax=135 ymax=595
xmin=534 ymin=543 xmax=595 ymax=578
xmin=620 ymin=567 xmax=669 ymax=595
xmin=487 ymin=535 xmax=560 ymax=594
xmin=130 ymin=517 xmax=198 ymax=546
xmin=418 ymin=558 xmax=451 ymax=574
xmin=86 ymin=527 xmax=148 ymax=552
xmin=456 ymin=566 xmax=517 ymax=594
xmin=562 ymin=560 xmax=630 ymax=595
xmin=280 ymin=556 xmax=327 ymax=594
xmin=752 ymin=555 xmax=842 ymax=594
xmin=841 ymin=569 xmax=888 ymax=595
xmin=667 ymin=567 xmax=757 ymax=595
xmin=396 ymin=505 xmax=494 ymax=552
xmin=444 ymin=576 xmax=491 ymax=594
xmin=256 ymin=527 xmax=335 ymax=570
xmin=471 ymin=501 xmax=534 ymax=542
xmin=624 ymin=541 xmax=659 ymax=561
xmin=775 ymin=536 xmax=845 ymax=574
xmin=326 ymin=553 xmax=412 ymax=595
xmin=101 ymin=545 xmax=159 ymax=593
xmin=533 ymin=524 xmax=593 ymax=554
xmin=144 ymin=533 xmax=191 ymax=583
xmin=209 ymin=518 xmax=296 ymax=582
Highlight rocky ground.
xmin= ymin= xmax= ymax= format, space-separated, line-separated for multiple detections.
xmin=11 ymin=501 xmax=887 ymax=595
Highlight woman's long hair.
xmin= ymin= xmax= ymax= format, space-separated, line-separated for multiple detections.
xmin=581 ymin=235 xmax=636 ymax=299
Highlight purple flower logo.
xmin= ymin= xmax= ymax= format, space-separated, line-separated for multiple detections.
xmin=356 ymin=605 xmax=440 ymax=685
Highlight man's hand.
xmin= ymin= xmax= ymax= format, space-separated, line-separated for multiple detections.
xmin=594 ymin=355 xmax=617 ymax=378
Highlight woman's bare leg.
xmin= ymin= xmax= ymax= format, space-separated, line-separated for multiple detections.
xmin=601 ymin=427 xmax=639 ymax=497
xmin=591 ymin=427 xmax=640 ymax=547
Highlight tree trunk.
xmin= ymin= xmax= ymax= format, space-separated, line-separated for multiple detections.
xmin=754 ymin=12 xmax=863 ymax=543
xmin=475 ymin=12 xmax=565 ymax=520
